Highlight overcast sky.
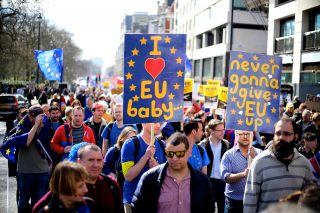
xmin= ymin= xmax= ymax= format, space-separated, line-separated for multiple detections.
xmin=42 ymin=0 xmax=160 ymax=69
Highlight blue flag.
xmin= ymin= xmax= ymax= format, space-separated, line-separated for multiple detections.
xmin=185 ymin=56 xmax=192 ymax=76
xmin=34 ymin=48 xmax=63 ymax=81
xmin=123 ymin=34 xmax=187 ymax=124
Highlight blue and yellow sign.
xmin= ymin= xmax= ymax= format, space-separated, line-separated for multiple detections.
xmin=226 ymin=51 xmax=282 ymax=133
xmin=123 ymin=34 xmax=186 ymax=124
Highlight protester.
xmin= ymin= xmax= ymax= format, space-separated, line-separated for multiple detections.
xmin=121 ymin=122 xmax=167 ymax=213
xmin=103 ymin=126 xmax=138 ymax=191
xmin=101 ymin=103 xmax=138 ymax=156
xmin=83 ymin=96 xmax=94 ymax=121
xmin=199 ymin=119 xmax=230 ymax=213
xmin=297 ymin=132 xmax=318 ymax=159
xmin=296 ymin=110 xmax=317 ymax=141
xmin=51 ymin=106 xmax=95 ymax=160
xmin=14 ymin=106 xmax=51 ymax=213
xmin=184 ymin=119 xmax=210 ymax=173
xmin=84 ymin=103 xmax=107 ymax=149
xmin=131 ymin=132 xmax=214 ymax=213
xmin=221 ymin=130 xmax=262 ymax=213
xmin=77 ymin=144 xmax=124 ymax=213
xmin=32 ymin=161 xmax=90 ymax=212
xmin=244 ymin=118 xmax=313 ymax=212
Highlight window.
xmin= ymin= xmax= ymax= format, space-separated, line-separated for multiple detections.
xmin=281 ymin=72 xmax=292 ymax=83
xmin=205 ymin=31 xmax=214 ymax=47
xmin=189 ymin=20 xmax=192 ymax=31
xmin=196 ymin=34 xmax=203 ymax=49
xmin=309 ymin=10 xmax=320 ymax=31
xmin=214 ymin=56 xmax=223 ymax=77
xmin=194 ymin=60 xmax=201 ymax=78
xmin=280 ymin=18 xmax=295 ymax=37
xmin=217 ymin=27 xmax=224 ymax=44
xmin=203 ymin=58 xmax=211 ymax=77
xmin=277 ymin=0 xmax=293 ymax=6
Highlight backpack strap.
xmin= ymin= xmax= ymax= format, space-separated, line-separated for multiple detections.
xmin=132 ymin=136 xmax=166 ymax=161
xmin=132 ymin=136 xmax=140 ymax=160
xmin=64 ymin=124 xmax=70 ymax=143
xmin=106 ymin=122 xmax=114 ymax=146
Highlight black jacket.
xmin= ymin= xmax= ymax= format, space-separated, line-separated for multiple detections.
xmin=132 ymin=162 xmax=214 ymax=213
xmin=200 ymin=138 xmax=230 ymax=177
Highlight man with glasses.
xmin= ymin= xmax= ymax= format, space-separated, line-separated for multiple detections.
xmin=101 ymin=103 xmax=138 ymax=156
xmin=244 ymin=118 xmax=313 ymax=213
xmin=220 ymin=130 xmax=261 ymax=213
xmin=199 ymin=119 xmax=230 ymax=213
xmin=132 ymin=132 xmax=214 ymax=213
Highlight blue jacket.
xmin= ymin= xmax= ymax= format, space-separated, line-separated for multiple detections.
xmin=132 ymin=162 xmax=214 ymax=213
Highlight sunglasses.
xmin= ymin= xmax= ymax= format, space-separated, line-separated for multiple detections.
xmin=165 ymin=150 xmax=186 ymax=158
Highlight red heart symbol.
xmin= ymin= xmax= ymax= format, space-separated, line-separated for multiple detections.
xmin=144 ymin=58 xmax=165 ymax=79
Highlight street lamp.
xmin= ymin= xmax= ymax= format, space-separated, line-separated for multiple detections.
xmin=36 ymin=13 xmax=42 ymax=85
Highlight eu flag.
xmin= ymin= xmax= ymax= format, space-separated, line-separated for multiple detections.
xmin=34 ymin=48 xmax=63 ymax=81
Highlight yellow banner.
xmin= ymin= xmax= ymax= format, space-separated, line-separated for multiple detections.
xmin=184 ymin=78 xmax=194 ymax=94
xmin=207 ymin=79 xmax=220 ymax=87
xmin=103 ymin=81 xmax=110 ymax=88
xmin=198 ymin=84 xmax=204 ymax=95
xmin=218 ymin=87 xmax=228 ymax=103
xmin=204 ymin=85 xmax=219 ymax=97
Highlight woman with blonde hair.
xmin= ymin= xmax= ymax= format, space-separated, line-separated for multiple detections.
xmin=103 ymin=126 xmax=137 ymax=190
xmin=32 ymin=161 xmax=91 ymax=213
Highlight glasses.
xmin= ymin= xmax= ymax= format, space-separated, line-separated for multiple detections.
xmin=237 ymin=133 xmax=250 ymax=137
xmin=275 ymin=131 xmax=294 ymax=137
xmin=165 ymin=150 xmax=186 ymax=158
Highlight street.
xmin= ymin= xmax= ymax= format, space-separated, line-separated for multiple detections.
xmin=0 ymin=121 xmax=17 ymax=213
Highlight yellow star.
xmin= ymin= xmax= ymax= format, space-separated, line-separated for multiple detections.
xmin=164 ymin=36 xmax=171 ymax=43
xmin=140 ymin=37 xmax=147 ymax=45
xmin=269 ymin=58 xmax=275 ymax=64
xmin=170 ymin=47 xmax=177 ymax=54
xmin=128 ymin=60 xmax=135 ymax=67
xmin=133 ymin=95 xmax=139 ymax=102
xmin=129 ymin=83 xmax=136 ymax=91
xmin=238 ymin=53 xmax=243 ymax=59
xmin=271 ymin=107 xmax=277 ymax=113
xmin=173 ymin=83 xmax=180 ymax=90
xmin=6 ymin=149 xmax=10 ymax=155
xmin=131 ymin=48 xmax=139 ymax=56
xmin=237 ymin=119 xmax=243 ymax=125
xmin=273 ymin=93 xmax=278 ymax=99
xmin=176 ymin=57 xmax=182 ymax=64
xmin=177 ymin=70 xmax=183 ymax=77
xmin=125 ymin=72 xmax=133 ymax=80
xmin=266 ymin=118 xmax=271 ymax=124
xmin=231 ymin=96 xmax=237 ymax=102
xmin=231 ymin=109 xmax=236 ymax=115
xmin=168 ymin=93 xmax=175 ymax=100
xmin=253 ymin=55 xmax=259 ymax=61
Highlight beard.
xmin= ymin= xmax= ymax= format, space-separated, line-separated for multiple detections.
xmin=273 ymin=140 xmax=295 ymax=159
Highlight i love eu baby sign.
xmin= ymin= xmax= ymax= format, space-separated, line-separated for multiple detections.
xmin=226 ymin=51 xmax=282 ymax=133
xmin=123 ymin=34 xmax=186 ymax=124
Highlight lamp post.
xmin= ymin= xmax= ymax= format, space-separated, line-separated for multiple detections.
xmin=36 ymin=13 xmax=42 ymax=85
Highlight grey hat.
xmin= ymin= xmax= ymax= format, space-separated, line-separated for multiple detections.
xmin=28 ymin=105 xmax=43 ymax=117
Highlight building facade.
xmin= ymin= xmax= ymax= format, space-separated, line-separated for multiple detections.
xmin=174 ymin=0 xmax=268 ymax=84
xmin=267 ymin=0 xmax=320 ymax=98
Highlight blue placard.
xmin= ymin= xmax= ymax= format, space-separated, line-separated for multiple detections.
xmin=225 ymin=51 xmax=282 ymax=133
xmin=123 ymin=34 xmax=186 ymax=124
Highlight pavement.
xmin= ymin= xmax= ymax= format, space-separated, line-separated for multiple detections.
xmin=0 ymin=121 xmax=17 ymax=213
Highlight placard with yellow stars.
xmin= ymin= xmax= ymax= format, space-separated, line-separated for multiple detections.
xmin=225 ymin=51 xmax=282 ymax=133
xmin=123 ymin=34 xmax=186 ymax=124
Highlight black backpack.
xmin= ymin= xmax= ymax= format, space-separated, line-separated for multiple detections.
xmin=113 ymin=135 xmax=166 ymax=189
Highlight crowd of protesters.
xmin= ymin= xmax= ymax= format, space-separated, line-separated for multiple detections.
xmin=1 ymin=85 xmax=320 ymax=213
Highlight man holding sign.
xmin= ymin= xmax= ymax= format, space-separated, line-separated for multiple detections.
xmin=122 ymin=33 xmax=186 ymax=212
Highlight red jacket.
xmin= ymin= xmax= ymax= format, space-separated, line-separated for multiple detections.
xmin=51 ymin=123 xmax=95 ymax=154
